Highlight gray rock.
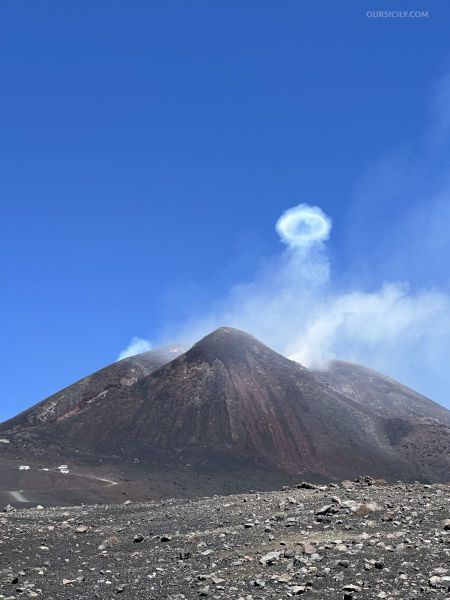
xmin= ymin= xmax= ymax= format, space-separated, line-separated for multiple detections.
xmin=259 ymin=550 xmax=281 ymax=565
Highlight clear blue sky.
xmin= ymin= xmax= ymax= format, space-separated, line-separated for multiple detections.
xmin=2 ymin=1 xmax=450 ymax=421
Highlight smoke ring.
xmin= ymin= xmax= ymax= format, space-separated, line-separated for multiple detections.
xmin=276 ymin=204 xmax=332 ymax=248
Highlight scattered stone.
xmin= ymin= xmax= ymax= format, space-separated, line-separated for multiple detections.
xmin=259 ymin=550 xmax=281 ymax=565
xmin=315 ymin=504 xmax=335 ymax=515
xmin=75 ymin=525 xmax=88 ymax=533
xmin=0 ymin=480 xmax=448 ymax=599
xmin=98 ymin=535 xmax=120 ymax=550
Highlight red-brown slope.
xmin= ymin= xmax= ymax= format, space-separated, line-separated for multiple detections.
xmin=41 ymin=328 xmax=445 ymax=481
xmin=2 ymin=328 xmax=449 ymax=483
xmin=0 ymin=345 xmax=185 ymax=432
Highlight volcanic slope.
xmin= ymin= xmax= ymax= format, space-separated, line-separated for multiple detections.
xmin=7 ymin=327 xmax=448 ymax=484
xmin=316 ymin=359 xmax=450 ymax=425
xmin=1 ymin=344 xmax=185 ymax=431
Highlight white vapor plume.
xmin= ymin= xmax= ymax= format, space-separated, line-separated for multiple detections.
xmin=167 ymin=73 xmax=450 ymax=408
xmin=276 ymin=204 xmax=331 ymax=249
xmin=285 ymin=283 xmax=450 ymax=372
xmin=171 ymin=199 xmax=450 ymax=407
xmin=127 ymin=75 xmax=450 ymax=407
xmin=118 ymin=337 xmax=152 ymax=360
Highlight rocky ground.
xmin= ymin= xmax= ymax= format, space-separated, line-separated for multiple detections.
xmin=1 ymin=477 xmax=449 ymax=600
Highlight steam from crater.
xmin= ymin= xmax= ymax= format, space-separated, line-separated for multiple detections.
xmin=166 ymin=199 xmax=450 ymax=404
xmin=118 ymin=337 xmax=152 ymax=360
xmin=276 ymin=204 xmax=331 ymax=249
xmin=118 ymin=74 xmax=450 ymax=407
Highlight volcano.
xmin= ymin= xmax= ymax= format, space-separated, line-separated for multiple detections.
xmin=1 ymin=328 xmax=449 ymax=505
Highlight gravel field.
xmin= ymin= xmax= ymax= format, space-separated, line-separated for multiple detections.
xmin=1 ymin=477 xmax=449 ymax=599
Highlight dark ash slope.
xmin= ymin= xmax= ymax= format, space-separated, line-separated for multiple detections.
xmin=2 ymin=328 xmax=447 ymax=484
